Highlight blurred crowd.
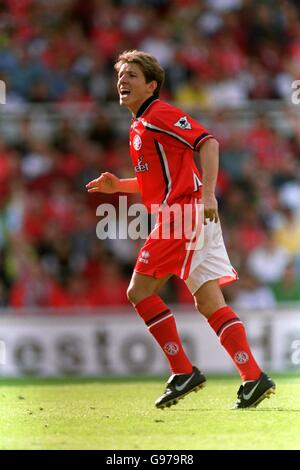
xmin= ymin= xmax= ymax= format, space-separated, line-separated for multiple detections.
xmin=1 ymin=0 xmax=300 ymax=105
xmin=1 ymin=0 xmax=300 ymax=309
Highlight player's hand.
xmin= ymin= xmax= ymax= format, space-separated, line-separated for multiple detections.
xmin=202 ymin=193 xmax=219 ymax=224
xmin=86 ymin=172 xmax=120 ymax=194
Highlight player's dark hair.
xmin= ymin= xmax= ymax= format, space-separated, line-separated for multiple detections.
xmin=115 ymin=50 xmax=165 ymax=98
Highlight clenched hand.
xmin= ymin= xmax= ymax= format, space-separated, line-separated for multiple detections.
xmin=202 ymin=193 xmax=219 ymax=224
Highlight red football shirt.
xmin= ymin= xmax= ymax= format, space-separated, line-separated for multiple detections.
xmin=129 ymin=96 xmax=214 ymax=212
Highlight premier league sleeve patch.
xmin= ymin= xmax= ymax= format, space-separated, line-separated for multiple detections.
xmin=174 ymin=116 xmax=192 ymax=130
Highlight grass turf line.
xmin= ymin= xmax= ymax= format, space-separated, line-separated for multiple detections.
xmin=0 ymin=374 xmax=299 ymax=450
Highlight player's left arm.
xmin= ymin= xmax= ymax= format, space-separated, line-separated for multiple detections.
xmin=148 ymin=105 xmax=218 ymax=223
xmin=199 ymin=138 xmax=219 ymax=224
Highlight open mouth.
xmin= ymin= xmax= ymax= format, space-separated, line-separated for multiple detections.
xmin=120 ymin=90 xmax=131 ymax=97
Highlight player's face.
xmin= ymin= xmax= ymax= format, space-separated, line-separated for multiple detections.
xmin=117 ymin=62 xmax=157 ymax=115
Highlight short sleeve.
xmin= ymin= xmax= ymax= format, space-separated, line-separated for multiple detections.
xmin=143 ymin=103 xmax=215 ymax=150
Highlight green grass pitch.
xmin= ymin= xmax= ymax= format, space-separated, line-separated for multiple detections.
xmin=0 ymin=374 xmax=299 ymax=450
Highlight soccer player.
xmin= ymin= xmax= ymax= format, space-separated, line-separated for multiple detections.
xmin=86 ymin=50 xmax=275 ymax=409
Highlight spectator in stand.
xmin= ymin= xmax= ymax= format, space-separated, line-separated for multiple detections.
xmin=89 ymin=260 xmax=128 ymax=306
xmin=60 ymin=272 xmax=94 ymax=307
xmin=174 ymin=73 xmax=212 ymax=109
xmin=278 ymin=169 xmax=300 ymax=216
xmin=232 ymin=270 xmax=276 ymax=310
xmin=273 ymin=207 xmax=300 ymax=256
xmin=271 ymin=262 xmax=300 ymax=303
xmin=235 ymin=205 xmax=267 ymax=254
xmin=0 ymin=280 xmax=8 ymax=307
xmin=220 ymin=133 xmax=251 ymax=182
xmin=9 ymin=258 xmax=65 ymax=307
xmin=247 ymin=229 xmax=291 ymax=284
xmin=88 ymin=112 xmax=115 ymax=150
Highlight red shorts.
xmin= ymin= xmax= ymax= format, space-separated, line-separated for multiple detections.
xmin=134 ymin=196 xmax=238 ymax=291
xmin=134 ymin=197 xmax=202 ymax=280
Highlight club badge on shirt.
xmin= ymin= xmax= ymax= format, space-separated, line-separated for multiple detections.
xmin=174 ymin=116 xmax=192 ymax=130
xmin=133 ymin=134 xmax=142 ymax=150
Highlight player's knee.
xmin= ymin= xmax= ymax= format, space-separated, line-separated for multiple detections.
xmin=126 ymin=285 xmax=137 ymax=305
xmin=194 ymin=296 xmax=227 ymax=318
xmin=194 ymin=295 xmax=215 ymax=318
xmin=127 ymin=284 xmax=155 ymax=306
xmin=127 ymin=285 xmax=144 ymax=305
xmin=194 ymin=297 xmax=206 ymax=314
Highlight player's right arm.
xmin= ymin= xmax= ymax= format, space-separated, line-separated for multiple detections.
xmin=86 ymin=172 xmax=139 ymax=194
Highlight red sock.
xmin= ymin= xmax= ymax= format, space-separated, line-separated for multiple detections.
xmin=134 ymin=295 xmax=193 ymax=375
xmin=208 ymin=306 xmax=261 ymax=382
